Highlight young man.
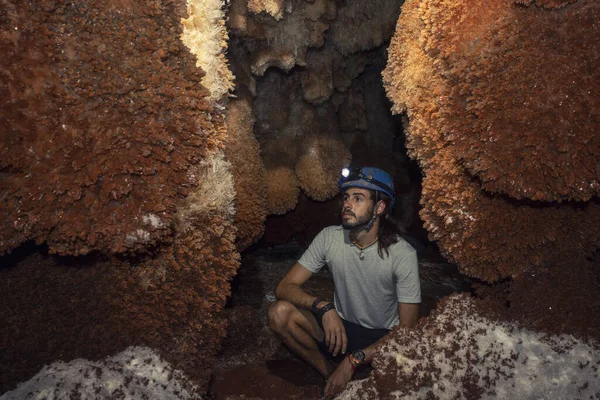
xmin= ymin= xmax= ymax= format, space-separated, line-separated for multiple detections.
xmin=268 ymin=166 xmax=421 ymax=398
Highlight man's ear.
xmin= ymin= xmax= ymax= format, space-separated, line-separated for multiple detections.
xmin=376 ymin=200 xmax=386 ymax=216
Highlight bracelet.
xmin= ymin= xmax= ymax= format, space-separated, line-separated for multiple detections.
xmin=347 ymin=355 xmax=359 ymax=370
xmin=315 ymin=302 xmax=336 ymax=320
xmin=311 ymin=298 xmax=322 ymax=313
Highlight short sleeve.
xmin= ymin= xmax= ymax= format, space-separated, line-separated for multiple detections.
xmin=395 ymin=249 xmax=421 ymax=303
xmin=297 ymin=227 xmax=331 ymax=273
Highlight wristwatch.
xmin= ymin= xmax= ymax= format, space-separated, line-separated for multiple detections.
xmin=348 ymin=349 xmax=365 ymax=368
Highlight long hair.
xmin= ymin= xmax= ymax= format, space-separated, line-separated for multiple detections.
xmin=370 ymin=190 xmax=403 ymax=259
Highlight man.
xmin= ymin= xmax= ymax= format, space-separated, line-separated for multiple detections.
xmin=268 ymin=166 xmax=421 ymax=398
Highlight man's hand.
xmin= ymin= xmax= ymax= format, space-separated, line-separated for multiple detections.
xmin=320 ymin=308 xmax=347 ymax=356
xmin=323 ymin=357 xmax=354 ymax=398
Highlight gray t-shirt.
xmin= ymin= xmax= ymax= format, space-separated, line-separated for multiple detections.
xmin=298 ymin=225 xmax=420 ymax=330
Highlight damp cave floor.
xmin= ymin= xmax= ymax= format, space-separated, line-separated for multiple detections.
xmin=208 ymin=241 xmax=473 ymax=400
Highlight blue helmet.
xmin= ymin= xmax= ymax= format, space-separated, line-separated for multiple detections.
xmin=338 ymin=166 xmax=396 ymax=208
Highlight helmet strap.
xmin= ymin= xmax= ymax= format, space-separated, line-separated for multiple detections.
xmin=365 ymin=191 xmax=379 ymax=232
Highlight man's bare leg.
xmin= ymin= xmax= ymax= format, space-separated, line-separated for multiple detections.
xmin=268 ymin=300 xmax=334 ymax=378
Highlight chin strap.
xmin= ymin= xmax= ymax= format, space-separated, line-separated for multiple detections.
xmin=364 ymin=192 xmax=379 ymax=232
xmin=365 ymin=212 xmax=377 ymax=232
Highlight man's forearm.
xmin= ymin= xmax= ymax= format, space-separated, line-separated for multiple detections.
xmin=362 ymin=303 xmax=419 ymax=363
xmin=362 ymin=332 xmax=391 ymax=364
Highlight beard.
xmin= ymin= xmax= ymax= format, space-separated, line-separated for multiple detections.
xmin=341 ymin=205 xmax=375 ymax=232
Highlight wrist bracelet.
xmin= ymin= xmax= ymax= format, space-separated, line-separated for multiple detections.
xmin=311 ymin=298 xmax=322 ymax=313
xmin=347 ymin=355 xmax=358 ymax=370
xmin=315 ymin=302 xmax=335 ymax=320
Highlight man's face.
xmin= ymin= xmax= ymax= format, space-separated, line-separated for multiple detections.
xmin=341 ymin=187 xmax=375 ymax=229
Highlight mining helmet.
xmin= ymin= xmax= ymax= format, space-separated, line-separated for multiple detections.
xmin=339 ymin=166 xmax=396 ymax=208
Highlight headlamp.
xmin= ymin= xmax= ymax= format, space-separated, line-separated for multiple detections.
xmin=339 ymin=167 xmax=363 ymax=183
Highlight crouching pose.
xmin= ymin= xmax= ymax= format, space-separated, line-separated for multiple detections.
xmin=268 ymin=166 xmax=421 ymax=397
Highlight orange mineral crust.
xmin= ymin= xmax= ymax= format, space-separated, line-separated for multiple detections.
xmin=385 ymin=0 xmax=600 ymax=202
xmin=224 ymin=97 xmax=267 ymax=250
xmin=383 ymin=0 xmax=600 ymax=281
xmin=0 ymin=1 xmax=224 ymax=256
xmin=118 ymin=214 xmax=240 ymax=390
xmin=0 ymin=214 xmax=239 ymax=394
xmin=295 ymin=135 xmax=352 ymax=202
xmin=265 ymin=166 xmax=300 ymax=215
xmin=421 ymin=149 xmax=600 ymax=282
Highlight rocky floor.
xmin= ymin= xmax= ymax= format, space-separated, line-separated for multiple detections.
xmin=209 ymin=241 xmax=473 ymax=399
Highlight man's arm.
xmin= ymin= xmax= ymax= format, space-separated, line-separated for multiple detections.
xmin=324 ymin=302 xmax=419 ymax=397
xmin=363 ymin=302 xmax=419 ymax=362
xmin=275 ymin=262 xmax=318 ymax=310
xmin=276 ymin=262 xmax=348 ymax=358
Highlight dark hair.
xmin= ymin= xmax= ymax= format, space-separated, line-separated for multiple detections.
xmin=369 ymin=190 xmax=403 ymax=259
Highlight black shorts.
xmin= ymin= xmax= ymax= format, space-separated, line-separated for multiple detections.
xmin=313 ymin=311 xmax=390 ymax=361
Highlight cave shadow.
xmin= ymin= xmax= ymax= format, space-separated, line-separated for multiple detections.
xmin=0 ymin=240 xmax=111 ymax=271
xmin=225 ymin=252 xmax=265 ymax=309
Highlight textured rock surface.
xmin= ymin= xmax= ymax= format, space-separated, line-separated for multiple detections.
xmin=226 ymin=0 xmax=417 ymax=243
xmin=383 ymin=0 xmax=600 ymax=282
xmin=225 ymin=97 xmax=268 ymax=250
xmin=248 ymin=0 xmax=288 ymax=20
xmin=429 ymin=0 xmax=599 ymax=202
xmin=295 ymin=136 xmax=351 ymax=202
xmin=0 ymin=0 xmax=225 ymax=256
xmin=265 ymin=167 xmax=300 ymax=215
xmin=0 ymin=347 xmax=200 ymax=399
xmin=336 ymin=294 xmax=600 ymax=399
xmin=0 ymin=160 xmax=239 ymax=394
xmin=228 ymin=0 xmax=332 ymax=76
xmin=329 ymin=0 xmax=405 ymax=55
xmin=182 ymin=0 xmax=235 ymax=101
xmin=0 ymin=0 xmax=240 ymax=396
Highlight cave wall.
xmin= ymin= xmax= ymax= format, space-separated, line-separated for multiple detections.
xmin=377 ymin=0 xmax=600 ymax=365
xmin=383 ymin=0 xmax=600 ymax=283
xmin=0 ymin=0 xmax=226 ymax=256
xmin=6 ymin=0 xmax=598 ymax=396
xmin=0 ymin=0 xmax=239 ymax=393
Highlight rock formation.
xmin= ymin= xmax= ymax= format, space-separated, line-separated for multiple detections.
xmin=0 ymin=0 xmax=226 ymax=256
xmin=224 ymin=96 xmax=267 ymax=250
xmin=357 ymin=0 xmax=600 ymax=396
xmin=337 ymin=294 xmax=600 ymax=399
xmin=383 ymin=0 xmax=600 ymax=282
xmin=0 ymin=0 xmax=239 ymax=393
xmin=7 ymin=0 xmax=597 ymax=397
xmin=227 ymin=0 xmax=418 ymax=244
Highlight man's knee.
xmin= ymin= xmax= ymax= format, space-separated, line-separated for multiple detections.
xmin=268 ymin=300 xmax=296 ymax=334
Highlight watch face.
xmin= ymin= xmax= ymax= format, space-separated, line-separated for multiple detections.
xmin=352 ymin=349 xmax=365 ymax=362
